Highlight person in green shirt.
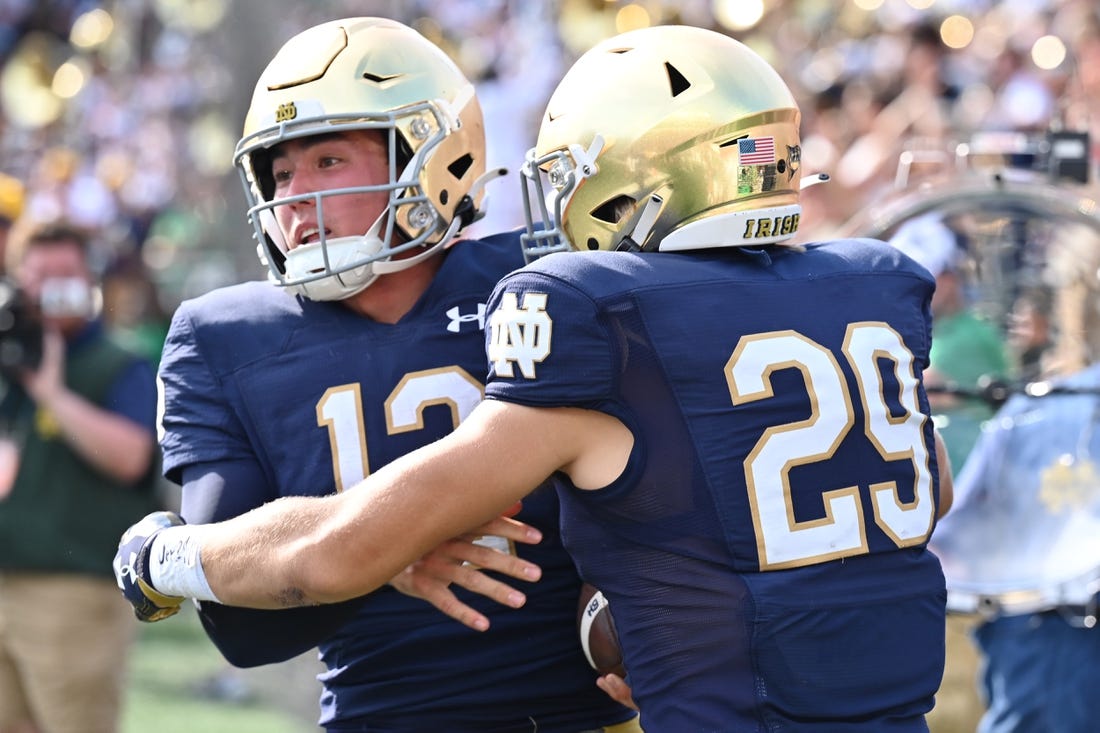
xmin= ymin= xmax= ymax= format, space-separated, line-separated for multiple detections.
xmin=0 ymin=221 xmax=160 ymax=733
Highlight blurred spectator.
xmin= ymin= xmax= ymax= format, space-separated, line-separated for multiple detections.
xmin=834 ymin=24 xmax=955 ymax=202
xmin=0 ymin=220 xmax=160 ymax=733
xmin=1063 ymin=21 xmax=1100 ymax=162
xmin=100 ymin=252 xmax=169 ymax=369
xmin=0 ymin=172 xmax=23 ymax=276
xmin=983 ymin=46 xmax=1056 ymax=132
xmin=1008 ymin=285 xmax=1055 ymax=383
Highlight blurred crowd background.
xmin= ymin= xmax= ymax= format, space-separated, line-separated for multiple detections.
xmin=0 ymin=0 xmax=1098 ymax=342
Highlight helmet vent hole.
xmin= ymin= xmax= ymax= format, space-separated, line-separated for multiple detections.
xmin=664 ymin=62 xmax=691 ymax=97
xmin=586 ymin=238 xmax=600 ymax=250
xmin=591 ymin=195 xmax=636 ymax=224
xmin=440 ymin=190 xmax=449 ymax=205
xmin=447 ymin=153 xmax=474 ymax=180
xmin=362 ymin=72 xmax=400 ymax=84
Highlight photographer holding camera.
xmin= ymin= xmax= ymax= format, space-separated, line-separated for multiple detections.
xmin=0 ymin=221 xmax=160 ymax=733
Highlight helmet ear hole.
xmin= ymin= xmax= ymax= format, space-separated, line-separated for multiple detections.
xmin=591 ymin=195 xmax=636 ymax=224
xmin=263 ymin=233 xmax=287 ymax=273
xmin=394 ymin=135 xmax=414 ymax=171
xmin=447 ymin=153 xmax=475 ymax=180
xmin=249 ymin=149 xmax=275 ymax=201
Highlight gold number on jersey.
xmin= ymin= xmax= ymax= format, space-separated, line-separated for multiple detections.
xmin=317 ymin=366 xmax=511 ymax=556
xmin=316 ymin=367 xmax=484 ymax=491
xmin=725 ymin=322 xmax=935 ymax=570
xmin=316 ymin=383 xmax=369 ymax=493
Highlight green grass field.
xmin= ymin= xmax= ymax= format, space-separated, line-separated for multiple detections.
xmin=120 ymin=604 xmax=320 ymax=733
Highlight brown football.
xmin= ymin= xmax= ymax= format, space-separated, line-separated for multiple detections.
xmin=577 ymin=582 xmax=626 ymax=677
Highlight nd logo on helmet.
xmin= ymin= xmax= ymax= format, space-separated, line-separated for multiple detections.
xmin=488 ymin=292 xmax=552 ymax=379
xmin=275 ymin=102 xmax=297 ymax=122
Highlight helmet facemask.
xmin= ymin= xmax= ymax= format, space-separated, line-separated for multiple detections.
xmin=237 ymin=102 xmax=465 ymax=301
xmin=519 ymin=137 xmax=605 ymax=262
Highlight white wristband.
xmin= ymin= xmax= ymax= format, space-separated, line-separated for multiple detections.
xmin=148 ymin=526 xmax=221 ymax=602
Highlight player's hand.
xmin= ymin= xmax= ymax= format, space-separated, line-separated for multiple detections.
xmin=388 ymin=508 xmax=543 ymax=632
xmin=597 ymin=673 xmax=639 ymax=711
xmin=114 ymin=511 xmax=187 ymax=622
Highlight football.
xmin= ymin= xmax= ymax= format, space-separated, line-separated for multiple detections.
xmin=577 ymin=583 xmax=626 ymax=677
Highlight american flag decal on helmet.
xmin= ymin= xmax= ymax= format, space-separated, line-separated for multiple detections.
xmin=738 ymin=136 xmax=775 ymax=165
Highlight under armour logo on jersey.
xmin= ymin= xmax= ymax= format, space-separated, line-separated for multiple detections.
xmin=446 ymin=303 xmax=486 ymax=332
xmin=488 ymin=292 xmax=553 ymax=379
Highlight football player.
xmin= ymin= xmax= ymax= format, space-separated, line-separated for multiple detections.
xmin=117 ymin=24 xmax=953 ymax=731
xmin=124 ymin=17 xmax=639 ymax=733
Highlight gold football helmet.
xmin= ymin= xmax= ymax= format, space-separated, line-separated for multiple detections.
xmin=521 ymin=25 xmax=803 ymax=261
xmin=235 ymin=17 xmax=490 ymax=300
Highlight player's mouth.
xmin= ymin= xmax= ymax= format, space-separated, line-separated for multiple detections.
xmin=297 ymin=227 xmax=326 ymax=245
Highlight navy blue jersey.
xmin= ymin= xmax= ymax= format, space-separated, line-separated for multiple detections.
xmin=159 ymin=231 xmax=634 ymax=731
xmin=484 ymin=239 xmax=947 ymax=732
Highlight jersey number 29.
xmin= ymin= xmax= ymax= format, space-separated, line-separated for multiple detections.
xmin=727 ymin=322 xmax=935 ymax=570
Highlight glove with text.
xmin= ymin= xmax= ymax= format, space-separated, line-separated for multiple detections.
xmin=114 ymin=510 xmax=187 ymax=622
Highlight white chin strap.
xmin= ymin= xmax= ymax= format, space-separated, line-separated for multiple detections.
xmin=281 ymin=212 xmax=463 ymax=302
xmin=279 ymin=212 xmax=389 ymax=301
xmin=284 ymin=236 xmax=380 ymax=301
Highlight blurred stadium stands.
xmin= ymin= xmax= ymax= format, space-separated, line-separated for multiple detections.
xmin=0 ymin=0 xmax=1096 ymax=316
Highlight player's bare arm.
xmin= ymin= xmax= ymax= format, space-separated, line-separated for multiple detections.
xmin=116 ymin=501 xmax=551 ymax=630
xmin=199 ymin=402 xmax=631 ymax=605
xmin=118 ymin=401 xmax=634 ymax=626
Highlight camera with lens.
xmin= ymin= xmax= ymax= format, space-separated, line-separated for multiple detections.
xmin=0 ymin=278 xmax=42 ymax=376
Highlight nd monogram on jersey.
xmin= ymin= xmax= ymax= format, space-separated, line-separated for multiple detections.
xmin=488 ymin=291 xmax=553 ymax=379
